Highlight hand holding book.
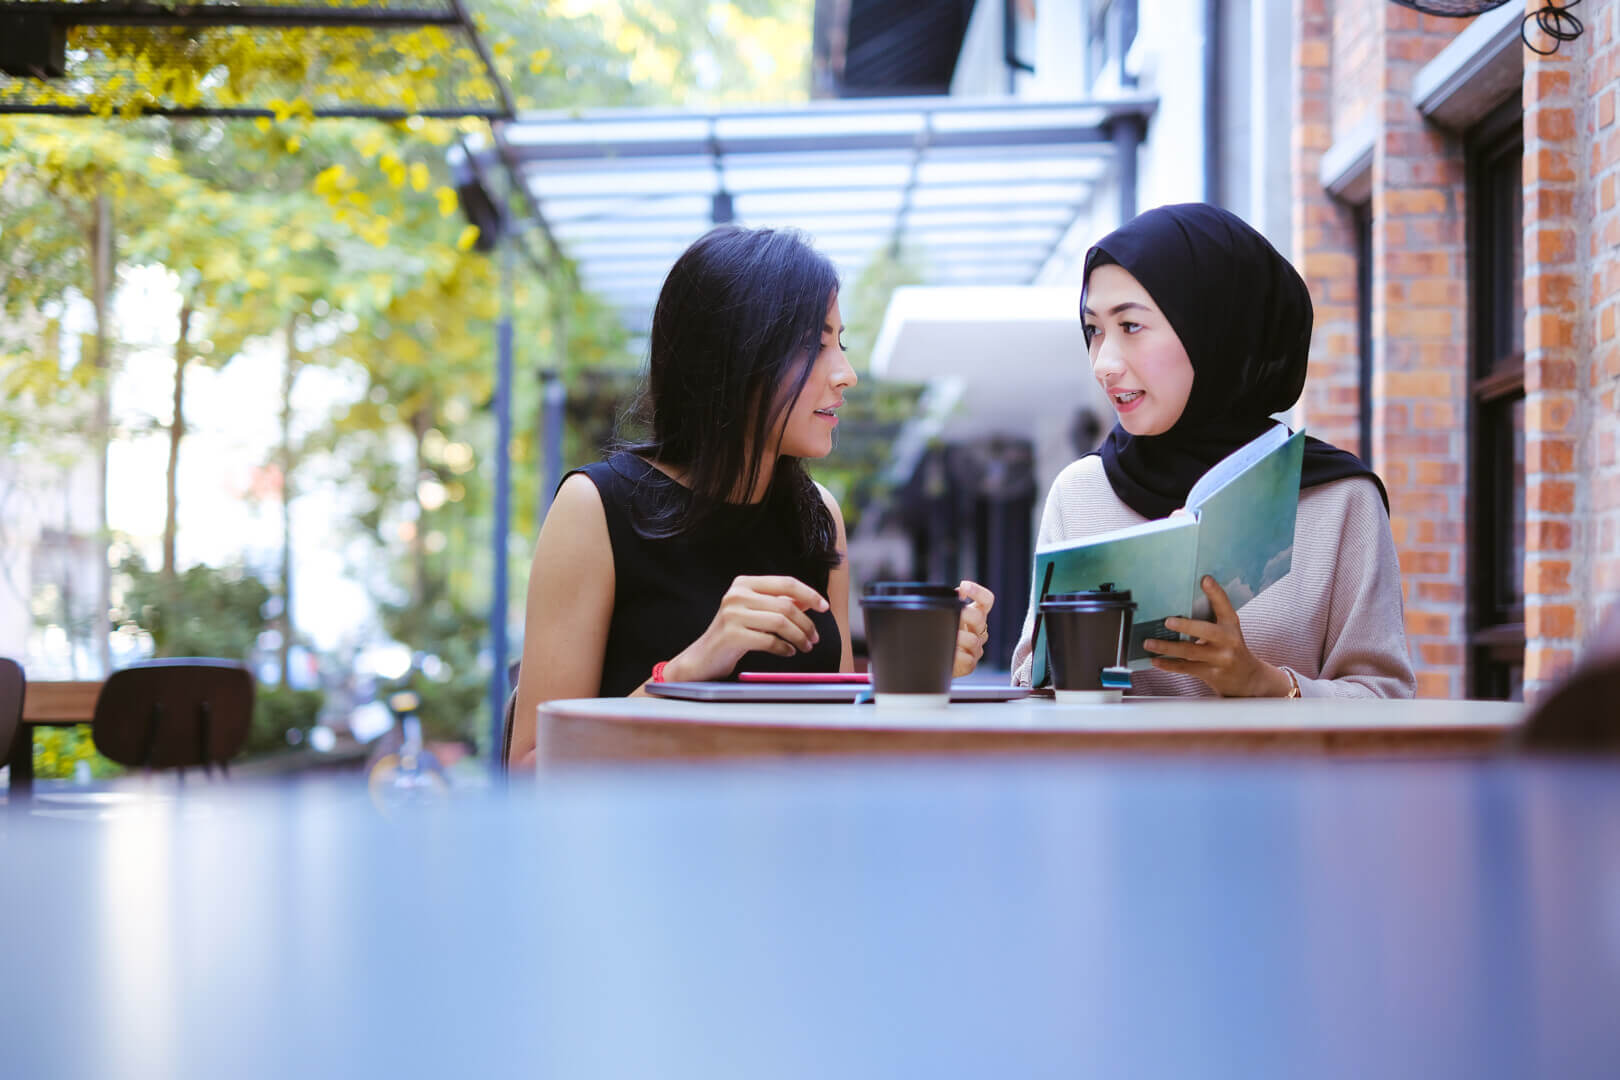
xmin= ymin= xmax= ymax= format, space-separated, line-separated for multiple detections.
xmin=1143 ymin=574 xmax=1296 ymax=697
xmin=1027 ymin=424 xmax=1306 ymax=687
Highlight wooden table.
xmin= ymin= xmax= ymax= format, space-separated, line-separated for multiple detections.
xmin=7 ymin=680 xmax=102 ymax=795
xmin=536 ymin=694 xmax=1523 ymax=767
xmin=20 ymin=679 xmax=100 ymax=726
xmin=2 ymin=762 xmax=1616 ymax=1077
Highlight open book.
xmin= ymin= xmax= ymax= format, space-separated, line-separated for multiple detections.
xmin=1028 ymin=424 xmax=1306 ymax=686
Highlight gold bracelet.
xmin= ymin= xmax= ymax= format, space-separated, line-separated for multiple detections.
xmin=1283 ymin=668 xmax=1301 ymax=699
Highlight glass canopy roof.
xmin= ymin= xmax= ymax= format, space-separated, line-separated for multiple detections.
xmin=489 ymin=95 xmax=1155 ymax=331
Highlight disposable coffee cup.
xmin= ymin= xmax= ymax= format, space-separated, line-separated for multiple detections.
xmin=1040 ymin=583 xmax=1136 ymax=704
xmin=860 ymin=582 xmax=965 ymax=708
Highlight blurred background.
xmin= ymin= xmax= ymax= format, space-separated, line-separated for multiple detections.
xmin=4 ymin=0 xmax=1576 ymax=778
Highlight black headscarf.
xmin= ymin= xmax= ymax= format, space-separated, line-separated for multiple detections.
xmin=1082 ymin=202 xmax=1387 ymax=520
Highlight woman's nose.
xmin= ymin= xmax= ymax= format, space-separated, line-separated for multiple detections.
xmin=1091 ymin=338 xmax=1122 ymax=380
xmin=833 ymin=352 xmax=857 ymax=389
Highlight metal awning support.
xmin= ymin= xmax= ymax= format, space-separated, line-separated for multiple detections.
xmin=489 ymin=167 xmax=515 ymax=777
xmin=1109 ymin=113 xmax=1145 ymax=224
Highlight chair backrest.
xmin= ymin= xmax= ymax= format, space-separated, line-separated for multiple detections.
xmin=1521 ymin=663 xmax=1620 ymax=752
xmin=0 ymin=657 xmax=24 ymax=769
xmin=1522 ymin=600 xmax=1620 ymax=753
xmin=91 ymin=658 xmax=254 ymax=769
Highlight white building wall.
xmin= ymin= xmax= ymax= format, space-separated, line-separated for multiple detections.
xmin=1030 ymin=0 xmax=1087 ymax=101
xmin=950 ymin=0 xmax=1012 ymax=97
xmin=0 ymin=469 xmax=40 ymax=659
xmin=1247 ymin=0 xmax=1295 ymax=252
xmin=1220 ymin=0 xmax=1254 ymax=216
xmin=1119 ymin=0 xmax=1209 ymax=230
xmin=951 ymin=0 xmax=1079 ymax=98
xmin=1034 ymin=0 xmax=1210 ymax=293
xmin=1038 ymin=0 xmax=1293 ymax=288
xmin=0 ymin=455 xmax=105 ymax=677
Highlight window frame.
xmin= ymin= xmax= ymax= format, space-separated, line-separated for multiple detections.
xmin=1465 ymin=96 xmax=1525 ymax=701
xmin=1355 ymin=202 xmax=1374 ymax=468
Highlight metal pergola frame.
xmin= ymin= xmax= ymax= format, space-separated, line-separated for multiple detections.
xmin=485 ymin=95 xmax=1155 ymax=332
xmin=0 ymin=0 xmax=515 ymax=119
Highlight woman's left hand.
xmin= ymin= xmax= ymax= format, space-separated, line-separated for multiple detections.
xmin=954 ymin=580 xmax=995 ymax=677
xmin=1143 ymin=576 xmax=1293 ymax=697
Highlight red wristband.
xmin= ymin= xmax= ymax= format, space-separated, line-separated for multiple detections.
xmin=651 ymin=661 xmax=669 ymax=684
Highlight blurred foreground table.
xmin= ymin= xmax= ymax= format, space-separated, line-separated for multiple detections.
xmin=1 ymin=759 xmax=1616 ymax=1078
xmin=536 ymin=695 xmax=1523 ymax=767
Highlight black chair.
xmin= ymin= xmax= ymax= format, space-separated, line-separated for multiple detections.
xmin=1 ymin=657 xmax=24 ymax=774
xmin=1521 ymin=664 xmax=1620 ymax=752
xmin=90 ymin=658 xmax=255 ymax=775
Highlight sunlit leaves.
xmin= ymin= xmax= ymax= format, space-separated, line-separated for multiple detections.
xmin=1 ymin=21 xmax=504 ymax=119
xmin=3 ymin=0 xmax=818 ymax=739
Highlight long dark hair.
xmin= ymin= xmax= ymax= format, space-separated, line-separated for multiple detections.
xmin=618 ymin=225 xmax=841 ymax=577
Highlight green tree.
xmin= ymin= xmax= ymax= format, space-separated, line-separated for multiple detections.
xmin=3 ymin=0 xmax=819 ymax=753
xmin=0 ymin=119 xmax=187 ymax=670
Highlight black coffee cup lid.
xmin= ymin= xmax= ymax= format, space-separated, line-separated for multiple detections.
xmin=862 ymin=581 xmax=960 ymax=599
xmin=1044 ymin=582 xmax=1134 ymax=605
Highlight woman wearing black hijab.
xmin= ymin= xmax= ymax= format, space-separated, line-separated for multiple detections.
xmin=1011 ymin=204 xmax=1415 ymax=698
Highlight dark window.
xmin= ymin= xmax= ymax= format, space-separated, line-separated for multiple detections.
xmin=1467 ymin=98 xmax=1525 ymax=701
xmin=1355 ymin=202 xmax=1374 ymax=468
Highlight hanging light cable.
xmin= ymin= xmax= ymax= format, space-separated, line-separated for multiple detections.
xmin=1523 ymin=1 xmax=1585 ymax=56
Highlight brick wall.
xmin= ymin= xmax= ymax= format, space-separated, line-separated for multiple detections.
xmin=1296 ymin=0 xmax=1620 ymax=701
xmin=1522 ymin=0 xmax=1620 ymax=699
xmin=1331 ymin=0 xmax=1377 ymax=142
xmin=1522 ymin=0 xmax=1584 ymax=696
xmin=1295 ymin=0 xmax=1362 ymax=458
xmin=1377 ymin=6 xmax=1470 ymax=698
xmin=1593 ymin=2 xmax=1620 ymax=639
xmin=1294 ymin=0 xmax=1469 ymax=698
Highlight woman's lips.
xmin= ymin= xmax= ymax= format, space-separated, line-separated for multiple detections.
xmin=1112 ymin=390 xmax=1145 ymax=414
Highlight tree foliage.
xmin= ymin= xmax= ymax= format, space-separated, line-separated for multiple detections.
xmin=2 ymin=0 xmax=820 ymax=748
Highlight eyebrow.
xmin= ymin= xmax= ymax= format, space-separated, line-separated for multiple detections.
xmin=1081 ymin=301 xmax=1153 ymax=318
xmin=824 ymin=322 xmax=845 ymax=334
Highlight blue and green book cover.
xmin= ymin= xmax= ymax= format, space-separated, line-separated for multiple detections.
xmin=1028 ymin=424 xmax=1305 ymax=686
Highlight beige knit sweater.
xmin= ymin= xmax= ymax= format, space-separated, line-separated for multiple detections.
xmin=1009 ymin=456 xmax=1417 ymax=699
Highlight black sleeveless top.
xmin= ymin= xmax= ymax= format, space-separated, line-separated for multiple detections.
xmin=575 ymin=453 xmax=842 ymax=696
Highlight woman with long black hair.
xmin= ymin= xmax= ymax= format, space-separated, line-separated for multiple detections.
xmin=1011 ymin=203 xmax=1414 ymax=699
xmin=509 ymin=226 xmax=994 ymax=766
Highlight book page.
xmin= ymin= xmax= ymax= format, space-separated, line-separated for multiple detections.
xmin=1187 ymin=428 xmax=1305 ymax=622
xmin=1186 ymin=422 xmax=1291 ymax=511
xmin=1028 ymin=516 xmax=1199 ymax=685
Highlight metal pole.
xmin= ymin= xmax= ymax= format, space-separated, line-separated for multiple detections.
xmin=488 ymin=180 xmax=514 ymax=775
xmin=1111 ymin=115 xmax=1141 ymax=226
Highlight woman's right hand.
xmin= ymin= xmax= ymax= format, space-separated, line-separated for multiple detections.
xmin=662 ymin=575 xmax=829 ymax=683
